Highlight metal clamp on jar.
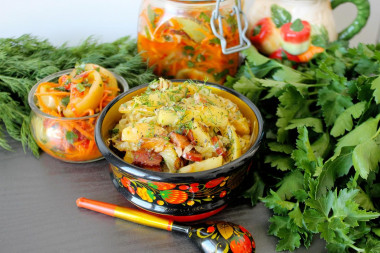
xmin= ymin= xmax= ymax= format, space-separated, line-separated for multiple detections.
xmin=137 ymin=0 xmax=251 ymax=84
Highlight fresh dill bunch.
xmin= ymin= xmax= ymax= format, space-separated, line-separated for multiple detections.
xmin=0 ymin=34 xmax=156 ymax=156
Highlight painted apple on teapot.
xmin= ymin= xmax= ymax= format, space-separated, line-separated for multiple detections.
xmin=245 ymin=0 xmax=370 ymax=62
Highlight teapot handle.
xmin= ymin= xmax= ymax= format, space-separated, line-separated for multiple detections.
xmin=330 ymin=0 xmax=370 ymax=40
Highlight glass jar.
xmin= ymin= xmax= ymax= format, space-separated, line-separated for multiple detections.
xmin=28 ymin=69 xmax=129 ymax=163
xmin=137 ymin=0 xmax=250 ymax=84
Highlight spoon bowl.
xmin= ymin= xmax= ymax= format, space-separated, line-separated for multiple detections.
xmin=76 ymin=197 xmax=255 ymax=253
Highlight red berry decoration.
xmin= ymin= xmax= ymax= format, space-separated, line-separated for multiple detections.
xmin=205 ymin=177 xmax=225 ymax=188
xmin=189 ymin=186 xmax=199 ymax=193
xmin=189 ymin=183 xmax=200 ymax=193
xmin=207 ymin=226 xmax=215 ymax=233
xmin=220 ymin=190 xmax=227 ymax=198
xmin=160 ymin=190 xmax=188 ymax=204
xmin=230 ymin=234 xmax=253 ymax=253
xmin=179 ymin=185 xmax=189 ymax=190
xmin=121 ymin=177 xmax=135 ymax=195
xmin=150 ymin=182 xmax=176 ymax=191
xmin=121 ymin=177 xmax=130 ymax=188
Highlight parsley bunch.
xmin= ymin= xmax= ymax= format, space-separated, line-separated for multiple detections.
xmin=226 ymin=42 xmax=380 ymax=252
xmin=0 ymin=35 xmax=155 ymax=156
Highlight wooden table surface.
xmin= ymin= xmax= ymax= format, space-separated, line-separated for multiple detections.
xmin=0 ymin=136 xmax=327 ymax=253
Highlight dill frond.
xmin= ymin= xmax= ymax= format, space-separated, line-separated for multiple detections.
xmin=0 ymin=35 xmax=156 ymax=157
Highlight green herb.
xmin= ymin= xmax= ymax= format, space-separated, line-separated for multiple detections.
xmin=214 ymin=69 xmax=229 ymax=81
xmin=109 ymin=128 xmax=119 ymax=136
xmin=61 ymin=96 xmax=70 ymax=107
xmin=54 ymin=86 xmax=66 ymax=91
xmin=75 ymin=62 xmax=86 ymax=74
xmin=0 ymin=35 xmax=155 ymax=156
xmin=196 ymin=54 xmax=205 ymax=62
xmin=227 ymin=42 xmax=380 ymax=251
xmin=76 ymin=83 xmax=85 ymax=92
xmin=187 ymin=61 xmax=195 ymax=68
xmin=147 ymin=5 xmax=156 ymax=29
xmin=226 ymin=15 xmax=237 ymax=33
xmin=65 ymin=131 xmax=78 ymax=144
xmin=209 ymin=38 xmax=221 ymax=45
xmin=145 ymin=26 xmax=152 ymax=40
xmin=162 ymin=35 xmax=171 ymax=42
xmin=290 ymin=19 xmax=303 ymax=32
xmin=184 ymin=45 xmax=194 ymax=51
xmin=199 ymin=12 xmax=210 ymax=23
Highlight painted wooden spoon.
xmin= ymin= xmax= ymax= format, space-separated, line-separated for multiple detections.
xmin=76 ymin=197 xmax=255 ymax=253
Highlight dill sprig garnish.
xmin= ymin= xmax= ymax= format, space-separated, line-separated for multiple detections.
xmin=0 ymin=34 xmax=156 ymax=157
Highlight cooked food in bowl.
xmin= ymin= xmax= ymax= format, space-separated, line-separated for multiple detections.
xmin=96 ymin=79 xmax=263 ymax=220
xmin=108 ymin=78 xmax=254 ymax=173
xmin=28 ymin=63 xmax=128 ymax=162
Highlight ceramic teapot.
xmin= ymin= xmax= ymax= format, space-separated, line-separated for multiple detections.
xmin=245 ymin=0 xmax=370 ymax=62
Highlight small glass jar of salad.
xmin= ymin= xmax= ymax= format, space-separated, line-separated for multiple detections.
xmin=28 ymin=64 xmax=128 ymax=163
xmin=137 ymin=0 xmax=250 ymax=84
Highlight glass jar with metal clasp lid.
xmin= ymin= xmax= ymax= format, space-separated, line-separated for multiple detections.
xmin=137 ymin=0 xmax=251 ymax=84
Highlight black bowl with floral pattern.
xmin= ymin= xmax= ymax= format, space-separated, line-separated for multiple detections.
xmin=95 ymin=80 xmax=263 ymax=222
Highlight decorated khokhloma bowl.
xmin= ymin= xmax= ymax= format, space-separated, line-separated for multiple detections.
xmin=95 ymin=80 xmax=263 ymax=221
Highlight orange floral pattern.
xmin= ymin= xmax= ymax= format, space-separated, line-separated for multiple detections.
xmin=111 ymin=164 xmax=248 ymax=209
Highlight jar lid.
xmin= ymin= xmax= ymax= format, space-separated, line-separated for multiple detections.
xmin=210 ymin=0 xmax=251 ymax=54
xmin=167 ymin=0 xmax=251 ymax=54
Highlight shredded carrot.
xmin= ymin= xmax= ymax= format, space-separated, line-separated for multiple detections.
xmin=98 ymin=93 xmax=108 ymax=111
xmin=34 ymin=91 xmax=70 ymax=96
xmin=58 ymin=75 xmax=70 ymax=86
xmin=78 ymin=108 xmax=95 ymax=117
xmin=105 ymin=86 xmax=120 ymax=91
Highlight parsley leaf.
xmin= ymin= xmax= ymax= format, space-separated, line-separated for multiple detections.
xmin=234 ymin=41 xmax=380 ymax=252
xmin=370 ymin=76 xmax=380 ymax=104
xmin=318 ymin=85 xmax=353 ymax=127
xmin=277 ymin=86 xmax=310 ymax=142
xmin=265 ymin=154 xmax=294 ymax=171
xmin=275 ymin=170 xmax=304 ymax=200
xmin=352 ymin=139 xmax=380 ymax=179
xmin=330 ymin=102 xmax=366 ymax=137
xmin=314 ymin=146 xmax=353 ymax=198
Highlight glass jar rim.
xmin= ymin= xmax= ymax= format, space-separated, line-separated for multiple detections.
xmin=28 ymin=69 xmax=129 ymax=121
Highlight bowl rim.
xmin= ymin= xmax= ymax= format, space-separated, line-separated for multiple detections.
xmin=95 ymin=79 xmax=264 ymax=181
xmin=28 ymin=68 xmax=129 ymax=121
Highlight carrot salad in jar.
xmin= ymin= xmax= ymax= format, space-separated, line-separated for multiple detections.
xmin=137 ymin=0 xmax=240 ymax=84
xmin=29 ymin=63 xmax=125 ymax=162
